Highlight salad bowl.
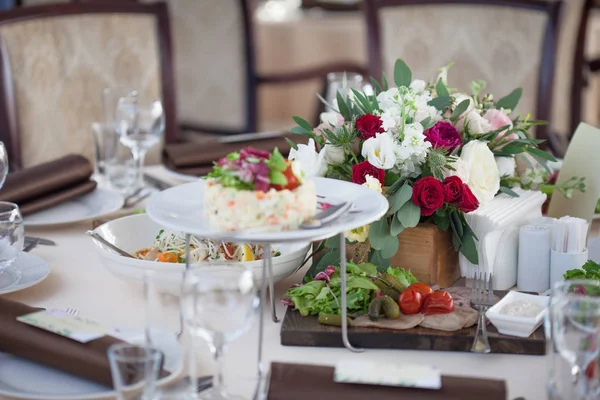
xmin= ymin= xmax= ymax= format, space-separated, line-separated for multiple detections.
xmin=90 ymin=214 xmax=311 ymax=294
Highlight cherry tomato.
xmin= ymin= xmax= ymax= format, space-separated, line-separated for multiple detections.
xmin=407 ymin=283 xmax=433 ymax=299
xmin=587 ymin=361 xmax=596 ymax=379
xmin=398 ymin=287 xmax=423 ymax=315
xmin=157 ymin=252 xmax=178 ymax=263
xmin=421 ymin=291 xmax=455 ymax=315
xmin=273 ymin=163 xmax=300 ymax=191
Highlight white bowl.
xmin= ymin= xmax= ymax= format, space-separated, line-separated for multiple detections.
xmin=90 ymin=214 xmax=310 ymax=294
xmin=485 ymin=291 xmax=549 ymax=338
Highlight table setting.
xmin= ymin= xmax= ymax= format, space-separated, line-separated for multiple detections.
xmin=1 ymin=60 xmax=600 ymax=400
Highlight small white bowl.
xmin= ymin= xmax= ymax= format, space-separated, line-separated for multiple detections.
xmin=485 ymin=291 xmax=549 ymax=338
xmin=90 ymin=214 xmax=311 ymax=294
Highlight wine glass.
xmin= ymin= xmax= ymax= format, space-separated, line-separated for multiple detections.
xmin=0 ymin=142 xmax=9 ymax=189
xmin=181 ymin=266 xmax=259 ymax=400
xmin=0 ymin=202 xmax=23 ymax=288
xmin=549 ymin=279 xmax=600 ymax=399
xmin=115 ymin=95 xmax=164 ymax=191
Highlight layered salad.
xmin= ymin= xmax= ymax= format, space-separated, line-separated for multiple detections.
xmin=204 ymin=147 xmax=316 ymax=231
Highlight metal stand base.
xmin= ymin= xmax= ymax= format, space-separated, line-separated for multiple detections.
xmin=338 ymin=232 xmax=364 ymax=353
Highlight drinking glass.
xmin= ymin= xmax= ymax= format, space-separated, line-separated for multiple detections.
xmin=108 ymin=343 xmax=163 ymax=400
xmin=115 ymin=96 xmax=165 ymax=191
xmin=0 ymin=142 xmax=8 ymax=189
xmin=325 ymin=72 xmax=370 ymax=112
xmin=548 ymin=279 xmax=600 ymax=399
xmin=0 ymin=202 xmax=23 ymax=288
xmin=181 ymin=266 xmax=259 ymax=400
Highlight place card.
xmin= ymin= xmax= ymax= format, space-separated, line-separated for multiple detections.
xmin=334 ymin=359 xmax=442 ymax=389
xmin=17 ymin=310 xmax=107 ymax=343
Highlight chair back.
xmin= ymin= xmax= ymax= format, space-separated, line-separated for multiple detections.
xmin=0 ymin=1 xmax=176 ymax=169
xmin=364 ymin=0 xmax=561 ymax=152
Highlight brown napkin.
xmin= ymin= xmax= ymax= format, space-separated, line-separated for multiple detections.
xmin=163 ymin=134 xmax=295 ymax=176
xmin=267 ymin=362 xmax=507 ymax=400
xmin=0 ymin=154 xmax=97 ymax=215
xmin=0 ymin=297 xmax=123 ymax=387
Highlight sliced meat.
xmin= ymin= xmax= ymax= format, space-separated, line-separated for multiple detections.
xmin=352 ymin=313 xmax=424 ymax=330
xmin=419 ymin=312 xmax=466 ymax=331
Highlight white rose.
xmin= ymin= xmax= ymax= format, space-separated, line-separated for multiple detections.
xmin=363 ymin=175 xmax=383 ymax=193
xmin=361 ymin=132 xmax=396 ymax=170
xmin=409 ymin=79 xmax=427 ymax=94
xmin=320 ymin=111 xmax=344 ymax=127
xmin=288 ymin=138 xmax=327 ymax=178
xmin=458 ymin=110 xmax=492 ymax=135
xmin=444 ymin=157 xmax=470 ymax=182
xmin=460 ymin=140 xmax=500 ymax=204
xmin=495 ymin=156 xmax=516 ymax=178
xmin=322 ymin=143 xmax=345 ymax=164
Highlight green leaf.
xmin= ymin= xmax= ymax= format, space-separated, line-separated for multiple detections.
xmin=496 ymin=88 xmax=522 ymax=111
xmin=420 ymin=117 xmax=436 ymax=130
xmin=450 ymin=99 xmax=470 ymax=122
xmin=370 ymin=77 xmax=382 ymax=94
xmin=285 ymin=137 xmax=298 ymax=151
xmin=383 ymin=172 xmax=400 ymax=187
xmin=433 ymin=212 xmax=450 ymax=231
xmin=525 ymin=147 xmax=556 ymax=162
xmin=451 ymin=231 xmax=461 ymax=250
xmin=391 ymin=215 xmax=404 ymax=236
xmin=368 ymin=217 xmax=390 ymax=250
xmin=460 ymin=229 xmax=479 ymax=264
xmin=397 ymin=201 xmax=420 ymax=228
xmin=336 ymin=91 xmax=351 ymax=121
xmin=386 ymin=176 xmax=406 ymax=196
xmin=450 ymin=210 xmax=464 ymax=237
xmin=388 ymin=183 xmax=412 ymax=214
xmin=428 ymin=96 xmax=451 ymax=111
xmin=269 ymin=170 xmax=287 ymax=186
xmin=394 ymin=59 xmax=412 ymax=88
xmin=325 ymin=236 xmax=341 ymax=249
xmin=290 ymin=126 xmax=309 ymax=134
xmin=305 ymin=249 xmax=341 ymax=279
xmin=380 ymin=235 xmax=399 ymax=259
xmin=435 ymin=78 xmax=449 ymax=97
xmin=494 ymin=142 xmax=523 ymax=155
xmin=381 ymin=73 xmax=389 ymax=91
xmin=499 ymin=186 xmax=520 ymax=197
xmin=369 ymin=250 xmax=391 ymax=272
xmin=292 ymin=116 xmax=313 ymax=132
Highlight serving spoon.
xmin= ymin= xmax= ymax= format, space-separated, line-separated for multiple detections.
xmin=86 ymin=230 xmax=137 ymax=259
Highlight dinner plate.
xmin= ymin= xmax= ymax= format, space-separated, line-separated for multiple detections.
xmin=0 ymin=329 xmax=183 ymax=400
xmin=162 ymin=167 xmax=202 ymax=183
xmin=146 ymin=177 xmax=389 ymax=243
xmin=0 ymin=252 xmax=50 ymax=295
xmin=24 ymin=189 xmax=124 ymax=227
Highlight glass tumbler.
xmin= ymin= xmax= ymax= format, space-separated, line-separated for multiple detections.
xmin=325 ymin=72 xmax=366 ymax=112
xmin=108 ymin=343 xmax=163 ymax=400
xmin=0 ymin=202 xmax=23 ymax=288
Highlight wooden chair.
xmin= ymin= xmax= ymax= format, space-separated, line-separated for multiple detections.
xmin=363 ymin=0 xmax=562 ymax=154
xmin=0 ymin=1 xmax=177 ymax=169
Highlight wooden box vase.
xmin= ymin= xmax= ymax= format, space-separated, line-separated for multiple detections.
xmin=390 ymin=223 xmax=459 ymax=288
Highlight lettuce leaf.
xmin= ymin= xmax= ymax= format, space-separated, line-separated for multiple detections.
xmin=385 ymin=267 xmax=418 ymax=288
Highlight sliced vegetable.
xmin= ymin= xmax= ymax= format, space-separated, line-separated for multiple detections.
xmin=407 ymin=282 xmax=433 ymax=299
xmin=421 ymin=290 xmax=455 ymax=315
xmin=318 ymin=313 xmax=351 ymax=327
xmin=398 ymin=287 xmax=423 ymax=315
xmin=157 ymin=252 xmax=178 ymax=263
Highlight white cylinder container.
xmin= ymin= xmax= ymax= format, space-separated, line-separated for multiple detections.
xmin=517 ymin=225 xmax=551 ymax=292
xmin=550 ymin=249 xmax=588 ymax=288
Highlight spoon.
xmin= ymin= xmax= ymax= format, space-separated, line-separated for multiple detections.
xmin=86 ymin=231 xmax=137 ymax=259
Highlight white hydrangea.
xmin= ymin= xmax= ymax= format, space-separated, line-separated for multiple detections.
xmin=520 ymin=167 xmax=545 ymax=188
xmin=393 ymin=123 xmax=431 ymax=178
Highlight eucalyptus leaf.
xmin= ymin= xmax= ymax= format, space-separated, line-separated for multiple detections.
xmin=436 ymin=78 xmax=449 ymax=97
xmin=325 ymin=236 xmax=341 ymax=249
xmin=496 ymin=88 xmax=522 ymax=111
xmin=369 ymin=250 xmax=391 ymax=271
xmin=368 ymin=217 xmax=390 ymax=250
xmin=384 ymin=172 xmax=400 ymax=187
xmin=428 ymin=96 xmax=451 ymax=111
xmin=386 ymin=176 xmax=406 ymax=196
xmin=394 ymin=59 xmax=412 ymax=88
xmin=397 ymin=201 xmax=420 ymax=228
xmin=391 ymin=215 xmax=405 ymax=236
xmin=499 ymin=186 xmax=520 ymax=197
xmin=450 ymin=99 xmax=471 ymax=122
xmin=433 ymin=213 xmax=450 ymax=231
xmin=460 ymin=230 xmax=479 ymax=264
xmin=452 ymin=231 xmax=461 ymax=250
xmin=305 ymin=249 xmax=341 ymax=280
xmin=388 ymin=183 xmax=412 ymax=214
xmin=420 ymin=117 xmax=436 ymax=130
xmin=380 ymin=236 xmax=400 ymax=259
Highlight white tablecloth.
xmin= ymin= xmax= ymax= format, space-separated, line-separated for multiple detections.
xmin=1 ymin=166 xmax=549 ymax=400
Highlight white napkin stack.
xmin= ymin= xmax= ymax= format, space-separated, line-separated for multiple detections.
xmin=459 ymin=189 xmax=548 ymax=289
xmin=551 ymin=216 xmax=588 ymax=254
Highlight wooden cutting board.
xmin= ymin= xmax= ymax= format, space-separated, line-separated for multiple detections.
xmin=280 ymin=290 xmax=546 ymax=355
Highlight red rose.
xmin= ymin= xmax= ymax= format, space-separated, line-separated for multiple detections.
xmin=443 ymin=176 xmax=463 ymax=204
xmin=352 ymin=161 xmax=385 ymax=185
xmin=355 ymin=114 xmax=385 ymax=140
xmin=412 ymin=177 xmax=445 ymax=216
xmin=457 ymin=184 xmax=479 ymax=213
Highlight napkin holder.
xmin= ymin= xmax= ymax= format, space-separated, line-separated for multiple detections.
xmin=550 ymin=249 xmax=588 ymax=287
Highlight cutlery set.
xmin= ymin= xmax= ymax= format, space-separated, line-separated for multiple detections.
xmin=23 ymin=236 xmax=55 ymax=253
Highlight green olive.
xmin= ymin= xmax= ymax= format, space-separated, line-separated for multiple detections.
xmin=380 ymin=273 xmax=409 ymax=293
xmin=381 ymin=295 xmax=400 ymax=319
xmin=374 ymin=280 xmax=401 ymax=301
xmin=318 ymin=313 xmax=351 ymax=327
xmin=368 ymin=297 xmax=384 ymax=321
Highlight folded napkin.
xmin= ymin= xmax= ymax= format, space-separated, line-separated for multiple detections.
xmin=0 ymin=154 xmax=97 ymax=215
xmin=0 ymin=297 xmax=123 ymax=387
xmin=267 ymin=362 xmax=507 ymax=400
xmin=163 ymin=134 xmax=295 ymax=176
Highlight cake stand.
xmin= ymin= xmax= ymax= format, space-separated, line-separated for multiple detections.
xmin=146 ymin=177 xmax=388 ymax=397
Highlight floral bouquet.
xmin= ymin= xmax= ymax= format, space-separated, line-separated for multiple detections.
xmin=289 ymin=59 xmax=583 ymax=269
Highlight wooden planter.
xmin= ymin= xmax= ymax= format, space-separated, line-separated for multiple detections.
xmin=390 ymin=223 xmax=460 ymax=288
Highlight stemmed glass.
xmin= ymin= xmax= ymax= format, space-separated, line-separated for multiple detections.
xmin=114 ymin=95 xmax=165 ymax=191
xmin=0 ymin=142 xmax=8 ymax=189
xmin=548 ymin=279 xmax=600 ymax=399
xmin=0 ymin=202 xmax=24 ymax=288
xmin=181 ymin=265 xmax=259 ymax=400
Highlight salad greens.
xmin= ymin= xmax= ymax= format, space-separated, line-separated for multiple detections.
xmin=563 ymin=260 xmax=600 ymax=296
xmin=284 ymin=262 xmax=417 ymax=317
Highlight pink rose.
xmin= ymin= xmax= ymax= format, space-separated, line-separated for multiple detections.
xmin=484 ymin=109 xmax=513 ymax=136
xmin=314 ymin=112 xmax=345 ymax=136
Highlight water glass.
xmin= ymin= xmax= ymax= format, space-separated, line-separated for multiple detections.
xmin=325 ymin=72 xmax=369 ymax=112
xmin=547 ymin=279 xmax=600 ymax=399
xmin=0 ymin=202 xmax=23 ymax=288
xmin=115 ymin=97 xmax=164 ymax=191
xmin=181 ymin=266 xmax=259 ymax=400
xmin=108 ymin=343 xmax=163 ymax=400
xmin=0 ymin=142 xmax=8 ymax=189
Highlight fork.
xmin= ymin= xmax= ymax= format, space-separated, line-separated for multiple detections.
xmin=64 ymin=307 xmax=79 ymax=317
xmin=470 ymin=271 xmax=495 ymax=353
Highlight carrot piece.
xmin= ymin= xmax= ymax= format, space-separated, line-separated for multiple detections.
xmin=157 ymin=252 xmax=178 ymax=263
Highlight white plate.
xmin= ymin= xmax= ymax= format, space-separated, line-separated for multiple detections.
xmin=162 ymin=168 xmax=202 ymax=183
xmin=0 ymin=252 xmax=50 ymax=295
xmin=0 ymin=329 xmax=183 ymax=400
xmin=147 ymin=177 xmax=388 ymax=243
xmin=24 ymin=189 xmax=124 ymax=227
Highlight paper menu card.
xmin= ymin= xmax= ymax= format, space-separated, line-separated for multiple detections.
xmin=17 ymin=310 xmax=107 ymax=343
xmin=334 ymin=359 xmax=442 ymax=389
xmin=547 ymin=122 xmax=600 ymax=222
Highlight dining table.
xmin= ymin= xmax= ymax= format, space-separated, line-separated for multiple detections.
xmin=3 ymin=164 xmax=596 ymax=400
